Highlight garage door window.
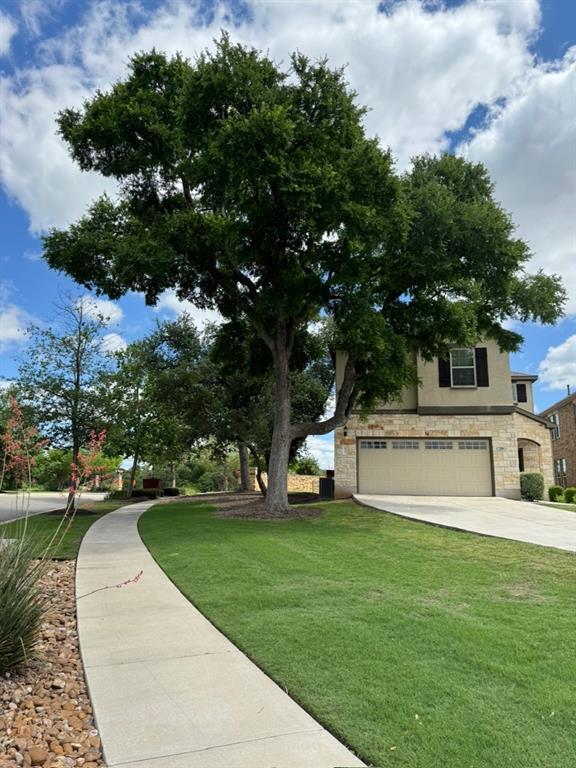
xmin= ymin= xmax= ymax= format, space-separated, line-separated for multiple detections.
xmin=458 ymin=441 xmax=487 ymax=449
xmin=392 ymin=440 xmax=419 ymax=449
xmin=359 ymin=440 xmax=387 ymax=449
xmin=425 ymin=441 xmax=453 ymax=449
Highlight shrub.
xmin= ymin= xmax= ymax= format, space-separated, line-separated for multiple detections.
xmin=0 ymin=536 xmax=46 ymax=673
xmin=564 ymin=487 xmax=576 ymax=504
xmin=131 ymin=488 xmax=164 ymax=499
xmin=107 ymin=489 xmax=129 ymax=500
xmin=520 ymin=473 xmax=544 ymax=501
xmin=163 ymin=487 xmax=180 ymax=496
xmin=548 ymin=485 xmax=564 ymax=502
xmin=196 ymin=471 xmax=227 ymax=493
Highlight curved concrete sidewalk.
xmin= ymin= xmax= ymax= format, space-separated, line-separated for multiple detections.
xmin=76 ymin=501 xmax=364 ymax=768
xmin=355 ymin=495 xmax=576 ymax=552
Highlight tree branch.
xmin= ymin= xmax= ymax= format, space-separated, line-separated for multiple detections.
xmin=291 ymin=353 xmax=357 ymax=438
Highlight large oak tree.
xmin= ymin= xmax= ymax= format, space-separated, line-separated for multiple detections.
xmin=43 ymin=37 xmax=565 ymax=514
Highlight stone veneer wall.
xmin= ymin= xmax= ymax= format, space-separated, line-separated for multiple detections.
xmin=513 ymin=412 xmax=554 ymax=489
xmin=335 ymin=412 xmax=553 ymax=500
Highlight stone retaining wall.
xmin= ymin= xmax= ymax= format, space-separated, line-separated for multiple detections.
xmin=249 ymin=470 xmax=320 ymax=494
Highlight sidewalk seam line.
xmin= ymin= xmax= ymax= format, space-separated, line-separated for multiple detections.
xmin=107 ymin=726 xmax=327 ymax=766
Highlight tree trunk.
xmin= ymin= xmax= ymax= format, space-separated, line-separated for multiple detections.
xmin=127 ymin=443 xmax=140 ymax=499
xmin=66 ymin=438 xmax=79 ymax=514
xmin=238 ymin=443 xmax=251 ymax=491
xmin=170 ymin=460 xmax=177 ymax=488
xmin=264 ymin=343 xmax=292 ymax=515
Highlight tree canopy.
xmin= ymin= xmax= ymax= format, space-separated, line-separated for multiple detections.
xmin=43 ymin=36 xmax=566 ymax=513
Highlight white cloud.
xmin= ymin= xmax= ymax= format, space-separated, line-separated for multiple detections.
xmin=79 ymin=295 xmax=123 ymax=325
xmin=305 ymin=434 xmax=334 ymax=470
xmin=101 ymin=332 xmax=127 ymax=354
xmin=1 ymin=0 xmax=572 ymax=313
xmin=1 ymin=0 xmax=542 ymax=229
xmin=20 ymin=0 xmax=66 ymax=38
xmin=23 ymin=249 xmax=42 ymax=262
xmin=538 ymin=334 xmax=576 ymax=391
xmin=155 ymin=289 xmax=221 ymax=328
xmin=0 ymin=303 xmax=35 ymax=351
xmin=0 ymin=11 xmax=17 ymax=56
xmin=462 ymin=48 xmax=576 ymax=313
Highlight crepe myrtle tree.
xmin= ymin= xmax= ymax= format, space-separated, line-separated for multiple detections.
xmin=43 ymin=37 xmax=565 ymax=514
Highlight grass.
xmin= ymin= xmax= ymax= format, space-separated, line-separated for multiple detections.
xmin=1 ymin=498 xmax=133 ymax=559
xmin=539 ymin=501 xmax=576 ymax=513
xmin=140 ymin=500 xmax=576 ymax=768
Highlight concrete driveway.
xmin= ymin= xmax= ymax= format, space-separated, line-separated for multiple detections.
xmin=0 ymin=491 xmax=107 ymax=524
xmin=354 ymin=494 xmax=576 ymax=552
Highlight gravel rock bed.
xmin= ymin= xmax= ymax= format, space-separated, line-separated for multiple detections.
xmin=0 ymin=561 xmax=103 ymax=768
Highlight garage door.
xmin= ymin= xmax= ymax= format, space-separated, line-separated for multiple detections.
xmin=358 ymin=438 xmax=493 ymax=496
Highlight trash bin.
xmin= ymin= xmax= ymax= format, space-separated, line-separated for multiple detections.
xmin=319 ymin=477 xmax=335 ymax=500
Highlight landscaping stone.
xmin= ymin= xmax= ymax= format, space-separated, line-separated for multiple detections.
xmin=0 ymin=561 xmax=103 ymax=767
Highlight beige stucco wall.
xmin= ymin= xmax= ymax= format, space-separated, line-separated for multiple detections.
xmin=417 ymin=339 xmax=512 ymax=408
xmin=335 ymin=411 xmax=553 ymax=500
xmin=337 ymin=342 xmax=515 ymax=411
xmin=513 ymin=380 xmax=535 ymax=412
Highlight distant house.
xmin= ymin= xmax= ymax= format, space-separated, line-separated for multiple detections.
xmin=335 ymin=340 xmax=554 ymax=499
xmin=539 ymin=392 xmax=576 ymax=488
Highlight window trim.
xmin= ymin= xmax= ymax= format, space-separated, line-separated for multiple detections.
xmin=548 ymin=412 xmax=560 ymax=440
xmin=512 ymin=381 xmax=528 ymax=404
xmin=450 ymin=348 xmax=476 ymax=388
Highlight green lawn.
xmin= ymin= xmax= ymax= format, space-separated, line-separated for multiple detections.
xmin=539 ymin=501 xmax=576 ymax=513
xmin=140 ymin=500 xmax=575 ymax=768
xmin=1 ymin=499 xmax=132 ymax=558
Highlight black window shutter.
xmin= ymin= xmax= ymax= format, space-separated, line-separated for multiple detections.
xmin=516 ymin=383 xmax=527 ymax=402
xmin=438 ymin=358 xmax=451 ymax=387
xmin=475 ymin=347 xmax=489 ymax=387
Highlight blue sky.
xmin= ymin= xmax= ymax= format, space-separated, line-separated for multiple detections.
xmin=0 ymin=0 xmax=575 ymax=468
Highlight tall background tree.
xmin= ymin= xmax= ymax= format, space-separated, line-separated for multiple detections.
xmin=44 ymin=38 xmax=565 ymax=514
xmin=16 ymin=296 xmax=111 ymax=508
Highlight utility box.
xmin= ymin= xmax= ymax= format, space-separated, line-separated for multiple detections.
xmin=319 ymin=477 xmax=335 ymax=500
xmin=143 ymin=477 xmax=162 ymax=490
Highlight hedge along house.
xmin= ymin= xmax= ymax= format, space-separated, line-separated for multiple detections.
xmin=334 ymin=340 xmax=554 ymax=499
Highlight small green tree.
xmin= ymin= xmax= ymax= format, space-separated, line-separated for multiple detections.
xmin=43 ymin=38 xmax=565 ymax=514
xmin=291 ymin=455 xmax=322 ymax=476
xmin=16 ymin=297 xmax=112 ymax=509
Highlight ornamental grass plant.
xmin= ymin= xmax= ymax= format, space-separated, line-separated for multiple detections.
xmin=0 ymin=396 xmax=107 ymax=672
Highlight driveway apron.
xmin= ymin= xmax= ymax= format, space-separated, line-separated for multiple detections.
xmin=355 ymin=494 xmax=576 ymax=552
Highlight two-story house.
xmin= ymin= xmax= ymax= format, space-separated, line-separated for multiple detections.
xmin=539 ymin=392 xmax=576 ymax=488
xmin=335 ymin=339 xmax=554 ymax=498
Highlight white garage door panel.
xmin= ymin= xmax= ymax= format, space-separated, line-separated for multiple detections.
xmin=358 ymin=438 xmax=492 ymax=496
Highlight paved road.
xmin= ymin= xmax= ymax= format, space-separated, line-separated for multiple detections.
xmin=76 ymin=501 xmax=365 ymax=768
xmin=355 ymin=494 xmax=576 ymax=552
xmin=0 ymin=491 xmax=107 ymax=524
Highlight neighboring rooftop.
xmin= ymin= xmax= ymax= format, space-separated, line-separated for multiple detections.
xmin=539 ymin=391 xmax=576 ymax=417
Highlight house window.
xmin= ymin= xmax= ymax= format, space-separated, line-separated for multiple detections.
xmin=512 ymin=382 xmax=528 ymax=403
xmin=554 ymin=458 xmax=567 ymax=487
xmin=548 ymin=412 xmax=560 ymax=440
xmin=450 ymin=349 xmax=476 ymax=387
xmin=360 ymin=440 xmax=387 ymax=449
xmin=391 ymin=440 xmax=419 ymax=449
xmin=458 ymin=441 xmax=488 ymax=450
xmin=425 ymin=441 xmax=453 ymax=450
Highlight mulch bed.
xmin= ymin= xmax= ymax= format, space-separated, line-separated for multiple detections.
xmin=208 ymin=491 xmax=323 ymax=519
xmin=0 ymin=562 xmax=104 ymax=768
